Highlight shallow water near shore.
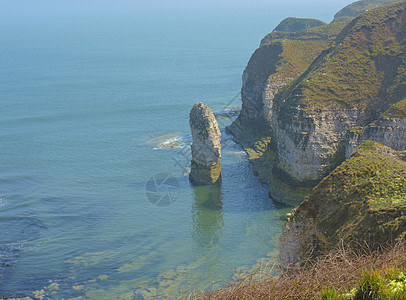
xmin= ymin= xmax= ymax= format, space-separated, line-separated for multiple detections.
xmin=0 ymin=14 xmax=303 ymax=299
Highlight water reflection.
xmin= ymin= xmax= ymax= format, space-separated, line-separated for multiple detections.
xmin=191 ymin=184 xmax=224 ymax=252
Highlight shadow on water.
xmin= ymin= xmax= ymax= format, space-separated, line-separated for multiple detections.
xmin=191 ymin=184 xmax=224 ymax=252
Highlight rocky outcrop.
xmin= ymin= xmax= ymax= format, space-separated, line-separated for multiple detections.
xmin=279 ymin=141 xmax=406 ymax=265
xmin=226 ymin=21 xmax=338 ymax=140
xmin=189 ymin=103 xmax=221 ymax=185
xmin=273 ymin=17 xmax=326 ymax=33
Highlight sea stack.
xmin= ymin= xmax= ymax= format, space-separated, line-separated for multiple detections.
xmin=189 ymin=102 xmax=221 ymax=185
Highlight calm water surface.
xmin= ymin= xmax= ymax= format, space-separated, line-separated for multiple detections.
xmin=0 ymin=15 xmax=298 ymax=299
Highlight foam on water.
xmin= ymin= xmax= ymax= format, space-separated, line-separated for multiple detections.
xmin=0 ymin=197 xmax=7 ymax=207
xmin=148 ymin=134 xmax=188 ymax=150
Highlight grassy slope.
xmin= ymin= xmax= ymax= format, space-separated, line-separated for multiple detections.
xmin=382 ymin=97 xmax=406 ymax=118
xmin=335 ymin=0 xmax=403 ymax=18
xmin=265 ymin=19 xmax=353 ymax=82
xmin=277 ymin=1 xmax=406 ymax=111
xmin=299 ymin=141 xmax=406 ymax=248
xmin=261 ymin=17 xmax=350 ymax=45
xmin=273 ymin=17 xmax=326 ymax=33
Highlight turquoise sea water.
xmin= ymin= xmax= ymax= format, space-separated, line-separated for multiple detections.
xmin=0 ymin=14 xmax=326 ymax=299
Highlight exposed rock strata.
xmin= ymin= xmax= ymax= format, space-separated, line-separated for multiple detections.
xmin=272 ymin=1 xmax=406 ymax=191
xmin=189 ymin=103 xmax=221 ymax=185
xmin=226 ymin=9 xmax=356 ymax=205
xmin=346 ymin=105 xmax=406 ymax=157
xmin=274 ymin=108 xmax=369 ymax=182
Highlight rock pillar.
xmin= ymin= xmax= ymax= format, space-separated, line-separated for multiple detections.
xmin=189 ymin=102 xmax=221 ymax=185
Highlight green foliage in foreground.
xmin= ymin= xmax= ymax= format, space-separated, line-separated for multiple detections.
xmin=322 ymin=269 xmax=406 ymax=299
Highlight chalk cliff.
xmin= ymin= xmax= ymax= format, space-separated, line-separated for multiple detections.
xmin=272 ymin=0 xmax=406 ymax=200
xmin=346 ymin=99 xmax=406 ymax=157
xmin=189 ymin=103 xmax=222 ymax=185
xmin=228 ymin=0 xmax=406 ymax=205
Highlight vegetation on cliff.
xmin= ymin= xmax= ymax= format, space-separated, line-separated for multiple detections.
xmin=334 ymin=0 xmax=402 ymax=18
xmin=382 ymin=98 xmax=406 ymax=119
xmin=261 ymin=17 xmax=351 ymax=46
xmin=273 ymin=17 xmax=326 ymax=33
xmin=297 ymin=141 xmax=406 ymax=249
xmin=189 ymin=2 xmax=406 ymax=299
xmin=277 ymin=1 xmax=406 ymax=112
xmin=228 ymin=0 xmax=406 ymax=207
xmin=187 ymin=141 xmax=406 ymax=299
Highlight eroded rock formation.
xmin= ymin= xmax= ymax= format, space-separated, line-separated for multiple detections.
xmin=189 ymin=103 xmax=221 ymax=185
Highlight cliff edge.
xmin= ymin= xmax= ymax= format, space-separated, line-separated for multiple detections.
xmin=280 ymin=141 xmax=406 ymax=265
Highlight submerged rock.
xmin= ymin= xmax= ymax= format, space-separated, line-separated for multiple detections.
xmin=189 ymin=103 xmax=221 ymax=185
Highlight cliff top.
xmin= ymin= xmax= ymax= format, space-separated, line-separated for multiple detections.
xmin=273 ymin=17 xmax=326 ymax=33
xmin=299 ymin=140 xmax=406 ymax=246
xmin=277 ymin=0 xmax=406 ymax=111
xmin=261 ymin=0 xmax=401 ymax=46
xmin=381 ymin=98 xmax=406 ymax=119
xmin=334 ymin=0 xmax=402 ymax=18
xmin=261 ymin=17 xmax=349 ymax=45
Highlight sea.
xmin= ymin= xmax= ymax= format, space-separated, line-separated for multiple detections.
xmin=0 ymin=11 xmax=335 ymax=299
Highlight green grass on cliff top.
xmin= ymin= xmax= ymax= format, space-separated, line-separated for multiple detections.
xmin=273 ymin=17 xmax=326 ymax=33
xmin=334 ymin=0 xmax=403 ymax=18
xmin=306 ymin=140 xmax=406 ymax=211
xmin=272 ymin=39 xmax=330 ymax=80
xmin=261 ymin=17 xmax=351 ymax=45
xmin=301 ymin=140 xmax=406 ymax=247
xmin=382 ymin=98 xmax=406 ymax=118
xmin=257 ymin=17 xmax=352 ymax=92
xmin=333 ymin=140 xmax=405 ymax=209
xmin=278 ymin=1 xmax=406 ymax=111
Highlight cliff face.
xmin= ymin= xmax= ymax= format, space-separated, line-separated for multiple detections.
xmin=229 ymin=1 xmax=406 ymax=205
xmin=189 ymin=103 xmax=222 ymax=185
xmin=226 ymin=19 xmax=343 ymax=140
xmin=347 ymin=99 xmax=406 ymax=157
xmin=272 ymin=1 xmax=406 ymax=192
xmin=227 ymin=0 xmax=406 ymax=205
xmin=280 ymin=141 xmax=406 ymax=265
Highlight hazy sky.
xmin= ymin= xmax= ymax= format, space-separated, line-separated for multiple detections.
xmin=2 ymin=0 xmax=356 ymax=22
